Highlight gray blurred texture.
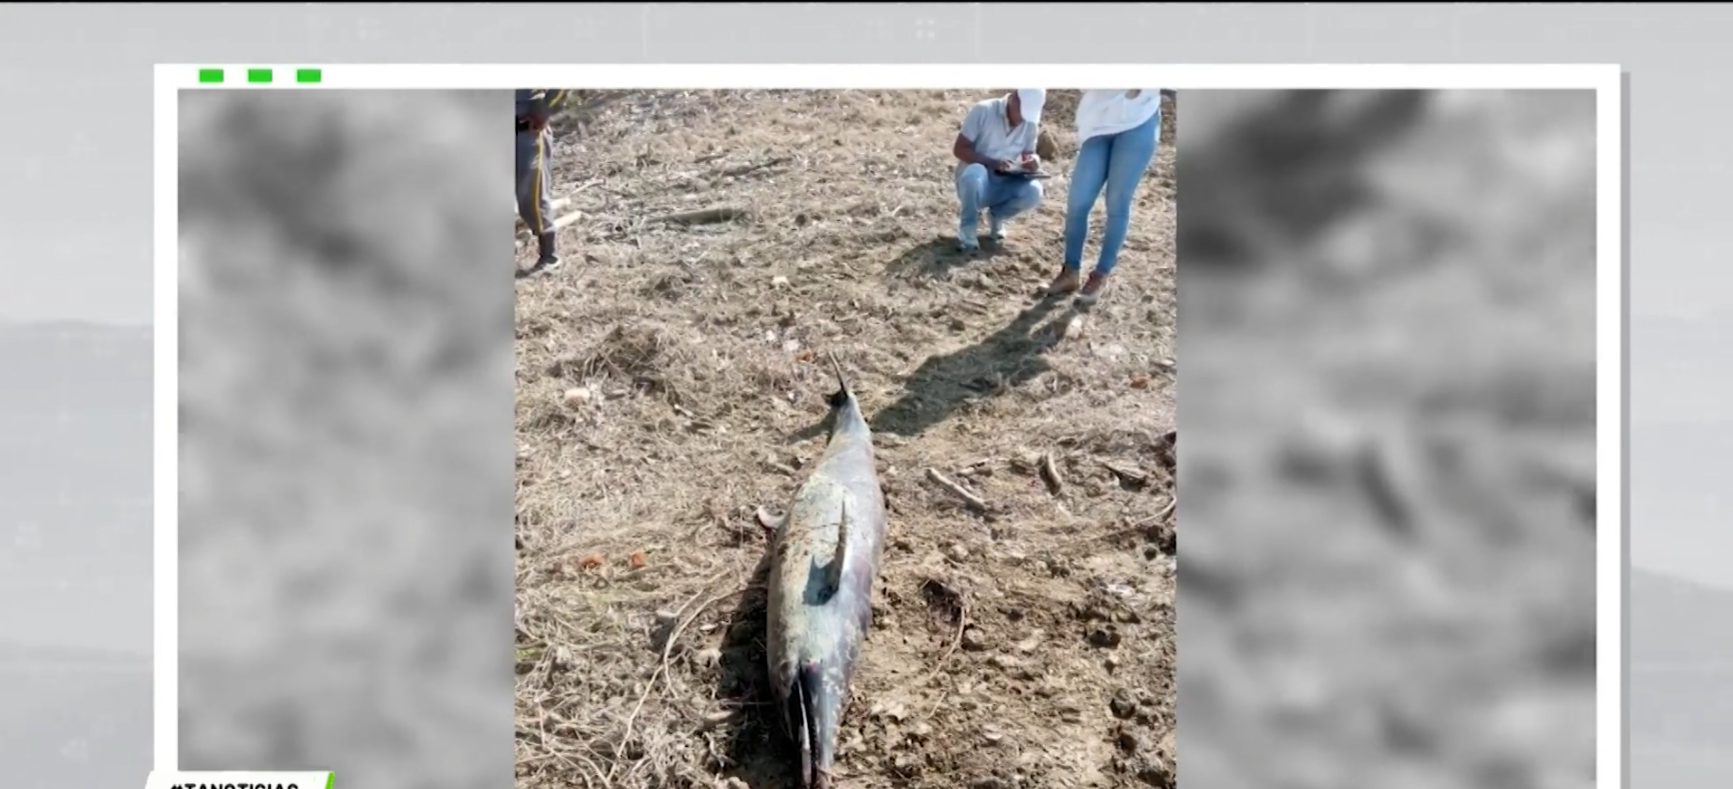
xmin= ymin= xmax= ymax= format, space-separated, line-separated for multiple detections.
xmin=1177 ymin=90 xmax=1599 ymax=789
xmin=1629 ymin=569 xmax=1733 ymax=786
xmin=0 ymin=321 xmax=152 ymax=789
xmin=177 ymin=90 xmax=516 ymax=789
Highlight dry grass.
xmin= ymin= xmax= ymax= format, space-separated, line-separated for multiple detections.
xmin=512 ymin=90 xmax=1177 ymax=789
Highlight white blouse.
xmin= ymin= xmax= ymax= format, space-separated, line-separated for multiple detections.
xmin=1075 ymin=89 xmax=1164 ymax=143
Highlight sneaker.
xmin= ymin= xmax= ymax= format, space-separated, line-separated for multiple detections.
xmin=533 ymin=232 xmax=563 ymax=274
xmin=518 ymin=255 xmax=561 ymax=278
xmin=988 ymin=216 xmax=1006 ymax=241
xmin=1045 ymin=266 xmax=1082 ymax=297
xmin=959 ymin=210 xmax=985 ymax=250
xmin=1076 ymin=271 xmax=1110 ymax=305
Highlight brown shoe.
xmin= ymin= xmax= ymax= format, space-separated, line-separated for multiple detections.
xmin=1046 ymin=266 xmax=1083 ymax=298
xmin=1076 ymin=271 xmax=1110 ymax=305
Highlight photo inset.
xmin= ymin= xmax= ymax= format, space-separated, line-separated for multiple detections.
xmin=514 ymin=88 xmax=1177 ymax=789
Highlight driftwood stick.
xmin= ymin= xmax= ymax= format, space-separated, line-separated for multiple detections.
xmin=926 ymin=468 xmax=987 ymax=511
xmin=517 ymin=209 xmax=586 ymax=239
xmin=718 ymin=156 xmax=791 ymax=179
xmin=1100 ymin=460 xmax=1148 ymax=486
xmin=515 ymin=179 xmax=601 ymax=232
xmin=653 ymin=205 xmax=748 ymax=225
xmin=516 ymin=197 xmax=572 ymax=228
xmin=1038 ymin=452 xmax=1065 ymax=496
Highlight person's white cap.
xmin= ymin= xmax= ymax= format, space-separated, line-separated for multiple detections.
xmin=1016 ymin=89 xmax=1047 ymax=124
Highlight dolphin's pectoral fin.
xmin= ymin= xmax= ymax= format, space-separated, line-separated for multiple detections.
xmin=756 ymin=506 xmax=786 ymax=538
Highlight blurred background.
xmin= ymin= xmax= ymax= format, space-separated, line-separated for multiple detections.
xmin=0 ymin=320 xmax=152 ymax=789
xmin=176 ymin=90 xmax=516 ymax=789
xmin=1176 ymin=89 xmax=1600 ymax=789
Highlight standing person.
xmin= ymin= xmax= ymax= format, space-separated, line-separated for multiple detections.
xmin=516 ymin=89 xmax=568 ymax=276
xmin=1047 ymin=89 xmax=1165 ymax=304
xmin=951 ymin=89 xmax=1047 ymax=252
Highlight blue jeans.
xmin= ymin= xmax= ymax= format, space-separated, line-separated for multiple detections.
xmin=955 ymin=163 xmax=1043 ymax=244
xmin=1063 ymin=110 xmax=1160 ymax=276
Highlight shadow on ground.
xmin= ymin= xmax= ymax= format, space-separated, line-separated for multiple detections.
xmin=885 ymin=236 xmax=1005 ymax=281
xmin=869 ymin=296 xmax=1073 ymax=438
xmin=715 ymin=552 xmax=798 ymax=789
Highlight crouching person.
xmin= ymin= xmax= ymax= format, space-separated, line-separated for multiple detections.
xmin=950 ymin=89 xmax=1046 ymax=252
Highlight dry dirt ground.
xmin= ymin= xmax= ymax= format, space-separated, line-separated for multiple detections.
xmin=513 ymin=90 xmax=1177 ymax=789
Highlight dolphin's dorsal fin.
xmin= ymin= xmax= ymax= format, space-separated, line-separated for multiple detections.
xmin=827 ymin=350 xmax=851 ymax=395
xmin=828 ymin=499 xmax=851 ymax=597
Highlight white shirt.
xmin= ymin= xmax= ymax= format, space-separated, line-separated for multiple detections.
xmin=1075 ymin=89 xmax=1164 ymax=143
xmin=958 ymin=96 xmax=1040 ymax=164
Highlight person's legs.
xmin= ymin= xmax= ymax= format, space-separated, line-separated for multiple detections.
xmin=1064 ymin=135 xmax=1113 ymax=271
xmin=531 ymin=129 xmax=560 ymax=270
xmin=515 ymin=129 xmax=560 ymax=271
xmin=985 ymin=174 xmax=1043 ymax=239
xmin=515 ymin=129 xmax=539 ymax=234
xmin=954 ymin=163 xmax=991 ymax=249
xmin=1091 ymin=111 xmax=1160 ymax=279
xmin=1047 ymin=133 xmax=1111 ymax=295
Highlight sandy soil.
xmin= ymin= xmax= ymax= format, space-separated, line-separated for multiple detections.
xmin=513 ymin=90 xmax=1177 ymax=789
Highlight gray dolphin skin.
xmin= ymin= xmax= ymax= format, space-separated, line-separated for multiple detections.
xmin=763 ymin=352 xmax=889 ymax=789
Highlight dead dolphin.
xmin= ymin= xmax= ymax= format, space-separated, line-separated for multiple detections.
xmin=762 ymin=352 xmax=889 ymax=789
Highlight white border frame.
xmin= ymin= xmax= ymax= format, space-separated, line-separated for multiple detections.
xmin=151 ymin=63 xmax=1625 ymax=781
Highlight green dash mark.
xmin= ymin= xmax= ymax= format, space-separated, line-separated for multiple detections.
xmin=197 ymin=68 xmax=224 ymax=84
xmin=296 ymin=68 xmax=323 ymax=84
xmin=325 ymin=773 xmax=334 ymax=789
xmin=247 ymin=68 xmax=273 ymax=84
